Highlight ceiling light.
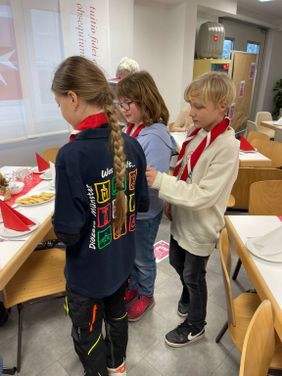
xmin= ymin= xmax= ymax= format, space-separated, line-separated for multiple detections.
xmin=257 ymin=0 xmax=273 ymax=2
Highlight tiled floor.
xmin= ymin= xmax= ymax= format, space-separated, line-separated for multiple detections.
xmin=0 ymin=214 xmax=256 ymax=376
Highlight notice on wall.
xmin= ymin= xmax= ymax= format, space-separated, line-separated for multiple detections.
xmin=239 ymin=80 xmax=245 ymax=98
xmin=227 ymin=103 xmax=235 ymax=120
xmin=249 ymin=62 xmax=256 ymax=80
xmin=59 ymin=0 xmax=110 ymax=73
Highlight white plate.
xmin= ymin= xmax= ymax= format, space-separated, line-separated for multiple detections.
xmin=15 ymin=192 xmax=55 ymax=207
xmin=0 ymin=218 xmax=40 ymax=238
xmin=40 ymin=172 xmax=52 ymax=181
xmin=246 ymin=238 xmax=282 ymax=263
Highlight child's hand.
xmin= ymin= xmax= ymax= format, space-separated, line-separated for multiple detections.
xmin=146 ymin=166 xmax=157 ymax=187
xmin=164 ymin=202 xmax=172 ymax=221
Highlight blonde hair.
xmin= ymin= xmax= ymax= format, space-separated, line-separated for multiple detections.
xmin=116 ymin=71 xmax=169 ymax=126
xmin=184 ymin=72 xmax=236 ymax=109
xmin=116 ymin=57 xmax=140 ymax=79
xmin=52 ymin=56 xmax=126 ymax=229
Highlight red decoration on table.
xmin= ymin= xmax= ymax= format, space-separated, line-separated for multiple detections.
xmin=35 ymin=153 xmax=50 ymax=172
xmin=278 ymin=216 xmax=282 ymax=222
xmin=0 ymin=201 xmax=35 ymax=231
xmin=240 ymin=136 xmax=255 ymax=151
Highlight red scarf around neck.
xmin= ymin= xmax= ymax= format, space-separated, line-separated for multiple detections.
xmin=69 ymin=113 xmax=108 ymax=142
xmin=174 ymin=117 xmax=230 ymax=181
xmin=126 ymin=123 xmax=145 ymax=138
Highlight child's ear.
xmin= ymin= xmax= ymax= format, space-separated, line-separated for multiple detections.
xmin=67 ymin=91 xmax=78 ymax=109
xmin=218 ymin=102 xmax=228 ymax=113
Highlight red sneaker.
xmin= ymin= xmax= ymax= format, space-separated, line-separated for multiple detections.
xmin=127 ymin=296 xmax=155 ymax=322
xmin=107 ymin=361 xmax=127 ymax=375
xmin=124 ymin=289 xmax=138 ymax=305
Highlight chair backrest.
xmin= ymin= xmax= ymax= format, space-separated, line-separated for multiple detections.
xmin=3 ymin=248 xmax=65 ymax=308
xmin=239 ymin=300 xmax=275 ymax=376
xmin=219 ymin=228 xmax=236 ymax=327
xmin=251 ymin=138 xmax=282 ymax=167
xmin=42 ymin=147 xmax=59 ymax=163
xmin=247 ymin=131 xmax=269 ymax=146
xmin=249 ymin=180 xmax=282 ymax=215
xmin=168 ymin=122 xmax=175 ymax=132
xmin=255 ymin=111 xmax=272 ymax=126
xmin=245 ymin=120 xmax=258 ymax=138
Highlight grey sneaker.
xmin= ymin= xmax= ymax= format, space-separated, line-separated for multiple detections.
xmin=177 ymin=300 xmax=189 ymax=317
xmin=165 ymin=321 xmax=205 ymax=347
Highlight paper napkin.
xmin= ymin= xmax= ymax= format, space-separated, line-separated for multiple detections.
xmin=0 ymin=201 xmax=35 ymax=231
xmin=35 ymin=153 xmax=50 ymax=172
xmin=251 ymin=226 xmax=282 ymax=256
xmin=240 ymin=136 xmax=255 ymax=151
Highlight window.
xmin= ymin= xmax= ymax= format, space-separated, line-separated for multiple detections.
xmin=221 ymin=38 xmax=234 ymax=60
xmin=0 ymin=0 xmax=67 ymax=144
xmin=246 ymin=42 xmax=260 ymax=55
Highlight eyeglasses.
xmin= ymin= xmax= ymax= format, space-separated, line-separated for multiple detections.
xmin=117 ymin=101 xmax=134 ymax=111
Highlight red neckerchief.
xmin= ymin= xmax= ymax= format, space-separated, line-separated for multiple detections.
xmin=69 ymin=113 xmax=108 ymax=142
xmin=126 ymin=123 xmax=145 ymax=138
xmin=174 ymin=117 xmax=230 ymax=181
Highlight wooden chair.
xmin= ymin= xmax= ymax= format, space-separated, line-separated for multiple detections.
xmin=216 ymin=229 xmax=282 ymax=372
xmin=227 ymin=194 xmax=235 ymax=208
xmin=232 ymin=180 xmax=282 ymax=281
xmin=42 ymin=147 xmax=59 ymax=163
xmin=231 ymin=167 xmax=282 ymax=210
xmin=249 ymin=180 xmax=282 ymax=215
xmin=239 ymin=300 xmax=275 ymax=376
xmin=255 ymin=111 xmax=275 ymax=139
xmin=2 ymin=248 xmax=66 ymax=374
xmin=252 ymin=138 xmax=282 ymax=167
xmin=168 ymin=122 xmax=175 ymax=132
xmin=247 ymin=130 xmax=269 ymax=145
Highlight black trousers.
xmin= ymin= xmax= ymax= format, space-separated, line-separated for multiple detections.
xmin=66 ymin=283 xmax=127 ymax=376
xmin=169 ymin=236 xmax=210 ymax=330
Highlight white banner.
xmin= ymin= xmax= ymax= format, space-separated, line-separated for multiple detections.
xmin=59 ymin=0 xmax=110 ymax=75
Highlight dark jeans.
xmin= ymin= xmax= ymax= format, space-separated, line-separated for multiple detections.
xmin=129 ymin=211 xmax=163 ymax=297
xmin=66 ymin=283 xmax=127 ymax=376
xmin=169 ymin=236 xmax=209 ymax=330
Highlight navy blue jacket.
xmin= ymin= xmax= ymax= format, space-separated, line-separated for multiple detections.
xmin=53 ymin=127 xmax=149 ymax=298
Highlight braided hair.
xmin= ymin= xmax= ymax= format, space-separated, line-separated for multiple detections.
xmin=52 ymin=56 xmax=126 ymax=229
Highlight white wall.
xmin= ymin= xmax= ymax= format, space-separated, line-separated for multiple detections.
xmin=133 ymin=0 xmax=239 ymax=122
xmin=108 ymin=0 xmax=134 ymax=77
xmin=134 ymin=0 xmax=198 ymax=121
xmin=259 ymin=30 xmax=282 ymax=115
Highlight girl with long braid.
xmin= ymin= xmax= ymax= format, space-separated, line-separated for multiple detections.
xmin=52 ymin=56 xmax=149 ymax=376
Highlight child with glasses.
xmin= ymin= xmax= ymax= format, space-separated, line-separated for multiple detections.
xmin=146 ymin=72 xmax=239 ymax=347
xmin=117 ymin=71 xmax=176 ymax=322
xmin=52 ymin=56 xmax=149 ymax=376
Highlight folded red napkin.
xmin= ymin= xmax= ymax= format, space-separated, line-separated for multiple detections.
xmin=240 ymin=136 xmax=255 ymax=151
xmin=35 ymin=153 xmax=50 ymax=172
xmin=0 ymin=201 xmax=35 ymax=231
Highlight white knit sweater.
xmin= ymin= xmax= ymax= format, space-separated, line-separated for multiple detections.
xmin=152 ymin=127 xmax=239 ymax=256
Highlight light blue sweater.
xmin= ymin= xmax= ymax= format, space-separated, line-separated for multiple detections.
xmin=135 ymin=123 xmax=176 ymax=220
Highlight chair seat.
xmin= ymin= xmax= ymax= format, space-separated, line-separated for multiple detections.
xmin=3 ymin=248 xmax=66 ymax=308
xmin=230 ymin=293 xmax=282 ymax=370
xmin=229 ymin=292 xmax=261 ymax=351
